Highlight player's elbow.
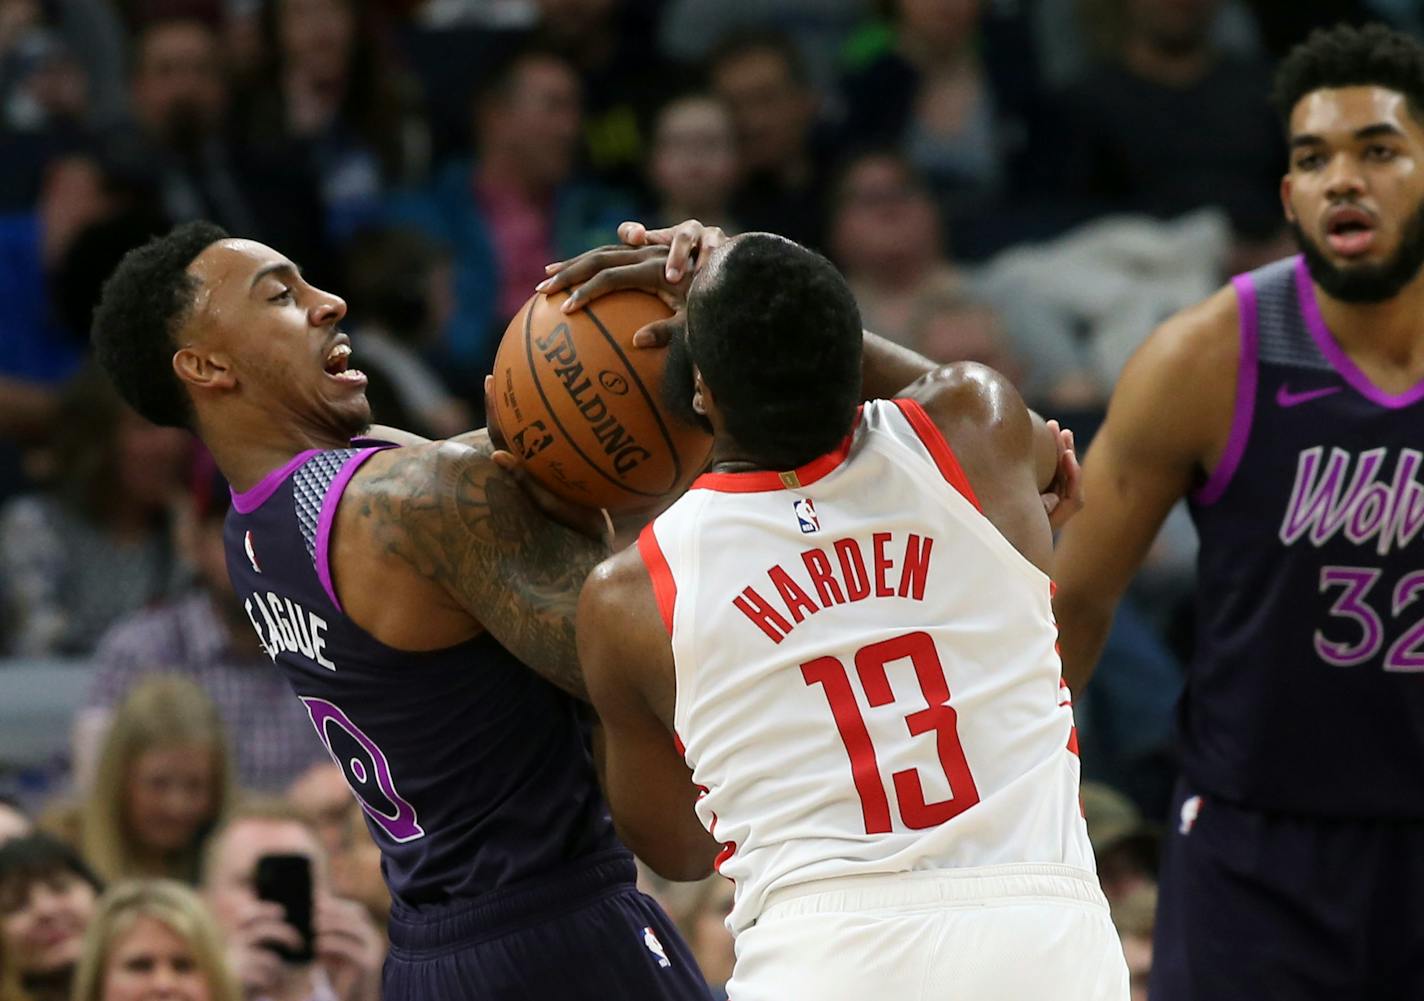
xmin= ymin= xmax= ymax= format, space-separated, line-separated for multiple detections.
xmin=624 ymin=828 xmax=718 ymax=882
xmin=641 ymin=848 xmax=716 ymax=883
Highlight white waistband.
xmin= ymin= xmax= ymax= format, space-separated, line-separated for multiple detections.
xmin=759 ymin=863 xmax=1107 ymax=921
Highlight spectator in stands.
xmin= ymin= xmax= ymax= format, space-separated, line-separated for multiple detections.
xmin=110 ymin=14 xmax=329 ymax=279
xmin=829 ymin=147 xmax=1109 ymax=407
xmin=79 ymin=677 xmax=235 ymax=886
xmin=905 ymin=285 xmax=1026 ymax=387
xmin=0 ymin=154 xmax=114 ymax=465
xmin=532 ymin=0 xmax=676 ymax=192
xmin=0 ymin=833 xmax=102 ymax=1001
xmin=0 ymin=799 xmax=30 ymax=847
xmin=285 ymin=765 xmax=355 ymax=863
xmin=837 ymin=0 xmax=1054 ymax=231
xmin=684 ymin=877 xmax=734 ymax=1001
xmin=658 ymin=0 xmax=867 ymax=91
xmin=646 ymin=92 xmax=739 ymax=233
xmin=386 ymin=45 xmax=631 ymax=398
xmin=707 ymin=30 xmax=833 ymax=250
xmin=342 ymin=227 xmax=471 ymax=438
xmin=0 ymin=0 xmax=127 ymax=212
xmin=1080 ymin=782 xmax=1158 ymax=906
xmin=827 ymin=149 xmax=962 ymax=345
xmin=204 ymin=800 xmax=384 ymax=1001
xmin=1059 ymin=0 xmax=1286 ymax=261
xmin=286 ymin=766 xmax=389 ymax=931
xmin=76 ymin=468 xmax=327 ymax=793
xmin=241 ymin=0 xmax=421 ymax=242
xmin=71 ymin=879 xmax=239 ymax=1001
xmin=0 ymin=369 xmax=190 ymax=656
xmin=1110 ymin=882 xmax=1156 ymax=1001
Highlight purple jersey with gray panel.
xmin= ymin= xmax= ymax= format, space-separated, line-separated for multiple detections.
xmin=223 ymin=445 xmax=621 ymax=907
xmin=1186 ymin=255 xmax=1424 ymax=817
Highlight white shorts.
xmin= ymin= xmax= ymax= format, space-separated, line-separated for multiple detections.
xmin=726 ymin=864 xmax=1129 ymax=1001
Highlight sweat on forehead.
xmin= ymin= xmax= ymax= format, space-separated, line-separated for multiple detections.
xmin=184 ymin=239 xmax=296 ymax=320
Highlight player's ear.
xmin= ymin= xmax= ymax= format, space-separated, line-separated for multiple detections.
xmin=692 ymin=366 xmax=711 ymax=417
xmin=174 ymin=346 xmax=237 ymax=391
xmin=1280 ymin=174 xmax=1297 ymax=224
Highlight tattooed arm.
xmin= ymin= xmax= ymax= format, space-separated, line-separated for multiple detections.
xmin=343 ymin=438 xmax=608 ymax=699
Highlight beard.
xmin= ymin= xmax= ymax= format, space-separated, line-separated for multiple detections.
xmin=1293 ymin=199 xmax=1424 ymax=303
xmin=660 ymin=321 xmax=712 ymax=435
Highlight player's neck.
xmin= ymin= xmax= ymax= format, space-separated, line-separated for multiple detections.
xmin=1315 ymin=273 xmax=1424 ymax=371
xmin=202 ymin=418 xmax=357 ymax=494
xmin=708 ymin=439 xmax=765 ymax=474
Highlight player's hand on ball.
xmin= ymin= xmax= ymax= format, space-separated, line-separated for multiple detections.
xmin=537 ymin=219 xmax=726 ymax=348
xmin=1041 ymin=421 xmax=1083 ymax=532
xmin=617 ymin=218 xmax=728 ymax=282
xmin=484 ymin=380 xmax=615 ymax=544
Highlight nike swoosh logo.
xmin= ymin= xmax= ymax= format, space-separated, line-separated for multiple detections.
xmin=1276 ymin=384 xmax=1343 ymax=407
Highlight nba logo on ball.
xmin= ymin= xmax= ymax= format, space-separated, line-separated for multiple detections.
xmin=794 ymin=498 xmax=820 ymax=534
xmin=642 ymin=927 xmax=671 ymax=968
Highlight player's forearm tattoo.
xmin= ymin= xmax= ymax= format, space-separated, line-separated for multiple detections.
xmin=356 ymin=443 xmax=606 ymax=699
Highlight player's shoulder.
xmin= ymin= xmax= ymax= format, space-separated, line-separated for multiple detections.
xmin=1129 ymin=281 xmax=1242 ymax=385
xmin=343 ymin=437 xmax=493 ymax=510
xmin=896 ymin=361 xmax=1023 ymax=428
xmin=1104 ymin=281 xmax=1243 ymax=463
xmin=894 ymin=361 xmax=1036 ymax=466
xmin=583 ymin=538 xmax=654 ymax=609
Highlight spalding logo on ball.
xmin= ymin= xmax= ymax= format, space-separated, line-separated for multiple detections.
xmin=489 ymin=289 xmax=713 ymax=512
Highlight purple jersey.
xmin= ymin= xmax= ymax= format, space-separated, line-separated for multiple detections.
xmin=1186 ymin=255 xmax=1424 ymax=816
xmin=224 ymin=445 xmax=620 ymax=907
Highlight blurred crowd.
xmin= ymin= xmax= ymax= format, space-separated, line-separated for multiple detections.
xmin=0 ymin=0 xmax=1419 ymax=997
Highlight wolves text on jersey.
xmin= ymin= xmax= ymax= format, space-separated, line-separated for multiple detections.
xmin=733 ymin=532 xmax=934 ymax=644
xmin=243 ymin=590 xmax=337 ymax=670
xmin=1280 ymin=447 xmax=1424 ymax=556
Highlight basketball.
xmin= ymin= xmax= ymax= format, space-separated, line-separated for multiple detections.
xmin=487 ymin=289 xmax=713 ymax=512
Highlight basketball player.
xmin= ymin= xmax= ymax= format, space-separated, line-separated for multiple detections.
xmin=89 ymin=221 xmax=713 ymax=1001
xmin=1052 ymin=24 xmax=1424 ymax=999
xmin=568 ymin=231 xmax=1129 ymax=1000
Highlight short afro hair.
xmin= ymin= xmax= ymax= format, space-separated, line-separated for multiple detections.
xmin=687 ymin=234 xmax=862 ymax=470
xmin=1272 ymin=23 xmax=1424 ymax=130
xmin=91 ymin=220 xmax=229 ymax=429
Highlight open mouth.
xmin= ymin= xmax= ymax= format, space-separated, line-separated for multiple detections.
xmin=324 ymin=342 xmax=367 ymax=386
xmin=1325 ymin=207 xmax=1377 ymax=257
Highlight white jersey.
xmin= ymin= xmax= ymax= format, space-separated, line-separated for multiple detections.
xmin=640 ymin=399 xmax=1095 ymax=933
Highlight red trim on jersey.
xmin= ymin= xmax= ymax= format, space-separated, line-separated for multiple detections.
xmin=673 ymin=732 xmax=687 ymax=757
xmin=891 ymin=398 xmax=983 ymax=512
xmin=638 ymin=524 xmax=677 ymax=636
xmin=692 ymin=409 xmax=863 ymax=493
xmin=708 ymin=811 xmax=738 ymax=875
xmin=1067 ymin=726 xmax=1079 ymax=756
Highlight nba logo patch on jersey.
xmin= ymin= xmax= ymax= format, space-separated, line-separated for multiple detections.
xmin=244 ymin=531 xmax=261 ymax=573
xmin=793 ymin=497 xmax=820 ymax=534
xmin=642 ymin=927 xmax=671 ymax=969
xmin=1179 ymin=794 xmax=1203 ymax=835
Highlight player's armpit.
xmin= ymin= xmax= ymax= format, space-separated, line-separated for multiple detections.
xmin=578 ymin=552 xmax=718 ymax=881
xmin=349 ymin=439 xmax=609 ymax=700
xmin=1053 ymin=288 xmax=1239 ymax=691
